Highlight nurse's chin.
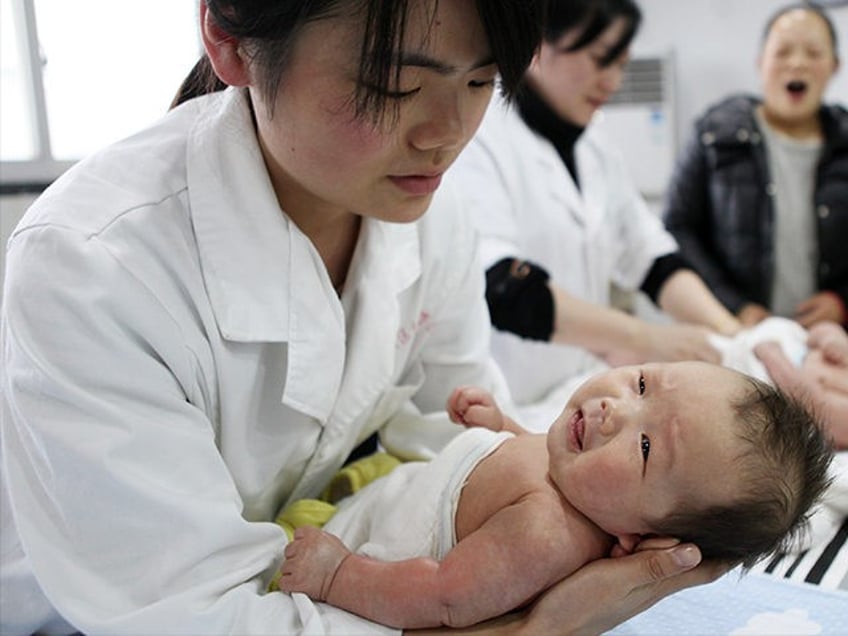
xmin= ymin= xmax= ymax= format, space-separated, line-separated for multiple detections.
xmin=374 ymin=194 xmax=435 ymax=224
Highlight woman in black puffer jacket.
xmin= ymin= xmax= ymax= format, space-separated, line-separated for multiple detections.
xmin=663 ymin=2 xmax=848 ymax=329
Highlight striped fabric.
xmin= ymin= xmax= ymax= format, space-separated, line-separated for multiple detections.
xmin=752 ymin=517 xmax=848 ymax=591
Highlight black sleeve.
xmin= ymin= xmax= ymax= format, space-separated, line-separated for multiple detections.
xmin=485 ymin=258 xmax=554 ymax=342
xmin=639 ymin=252 xmax=693 ymax=304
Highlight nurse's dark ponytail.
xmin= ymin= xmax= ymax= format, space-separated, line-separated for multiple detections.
xmin=170 ymin=56 xmax=226 ymax=109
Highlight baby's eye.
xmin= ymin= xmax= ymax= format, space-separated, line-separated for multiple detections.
xmin=641 ymin=434 xmax=651 ymax=463
xmin=638 ymin=373 xmax=646 ymax=395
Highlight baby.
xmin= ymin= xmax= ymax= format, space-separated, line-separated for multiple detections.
xmin=278 ymin=361 xmax=832 ymax=629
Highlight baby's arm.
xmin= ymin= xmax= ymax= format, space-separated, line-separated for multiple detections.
xmin=279 ymin=497 xmax=593 ymax=629
xmin=280 ymin=526 xmax=451 ymax=629
xmin=447 ymin=386 xmax=528 ymax=435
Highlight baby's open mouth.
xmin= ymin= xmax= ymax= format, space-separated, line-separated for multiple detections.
xmin=786 ymin=80 xmax=807 ymax=94
xmin=569 ymin=410 xmax=585 ymax=452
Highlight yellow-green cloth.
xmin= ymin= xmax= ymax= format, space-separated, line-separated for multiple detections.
xmin=320 ymin=452 xmax=402 ymax=504
xmin=269 ymin=452 xmax=402 ymax=592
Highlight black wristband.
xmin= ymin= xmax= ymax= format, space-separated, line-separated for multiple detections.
xmin=485 ymin=258 xmax=555 ymax=341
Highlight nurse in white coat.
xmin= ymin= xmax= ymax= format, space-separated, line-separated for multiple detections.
xmin=448 ymin=0 xmax=742 ymax=428
xmin=0 ymin=1 xmax=718 ymax=635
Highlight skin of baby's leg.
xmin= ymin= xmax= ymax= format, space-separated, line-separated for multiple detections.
xmin=278 ymin=526 xmax=350 ymax=601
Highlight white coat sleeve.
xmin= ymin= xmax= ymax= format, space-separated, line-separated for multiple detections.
xmin=1 ymin=225 xmax=397 ymax=636
xmin=603 ymin=136 xmax=678 ymax=291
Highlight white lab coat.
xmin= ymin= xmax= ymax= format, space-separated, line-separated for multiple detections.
xmin=447 ymin=96 xmax=677 ymax=427
xmin=0 ymin=88 xmax=509 ymax=635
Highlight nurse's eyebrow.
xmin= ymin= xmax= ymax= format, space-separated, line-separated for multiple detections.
xmin=395 ymin=51 xmax=496 ymax=74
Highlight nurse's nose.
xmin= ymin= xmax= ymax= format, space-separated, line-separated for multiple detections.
xmin=408 ymin=92 xmax=465 ymax=153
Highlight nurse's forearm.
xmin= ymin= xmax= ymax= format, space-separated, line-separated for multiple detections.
xmin=657 ymin=270 xmax=740 ymax=335
xmin=548 ymin=285 xmax=651 ymax=357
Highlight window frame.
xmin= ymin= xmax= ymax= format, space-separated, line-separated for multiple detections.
xmin=1 ymin=0 xmax=74 ymax=191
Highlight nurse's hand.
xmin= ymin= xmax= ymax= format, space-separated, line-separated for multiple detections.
xmin=642 ymin=323 xmax=722 ymax=364
xmin=412 ymin=540 xmax=726 ymax=636
xmin=737 ymin=303 xmax=770 ymax=327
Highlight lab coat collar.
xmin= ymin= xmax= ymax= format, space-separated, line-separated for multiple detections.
xmin=186 ymin=88 xmax=295 ymax=342
xmin=185 ymin=89 xmax=422 ymax=421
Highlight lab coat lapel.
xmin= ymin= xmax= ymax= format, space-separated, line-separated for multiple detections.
xmin=284 ymin=220 xmax=421 ymax=504
xmin=574 ymin=136 xmax=609 ymax=301
xmin=187 ymin=88 xmax=345 ymax=422
xmin=334 ymin=219 xmax=420 ymax=423
xmin=529 ymin=131 xmax=587 ymax=228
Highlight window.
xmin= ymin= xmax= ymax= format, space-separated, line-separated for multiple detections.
xmin=0 ymin=0 xmax=199 ymax=187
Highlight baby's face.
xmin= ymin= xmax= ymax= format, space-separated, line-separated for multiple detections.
xmin=547 ymin=361 xmax=750 ymax=541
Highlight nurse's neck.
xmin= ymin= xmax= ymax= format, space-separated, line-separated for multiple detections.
xmin=517 ymin=84 xmax=585 ymax=189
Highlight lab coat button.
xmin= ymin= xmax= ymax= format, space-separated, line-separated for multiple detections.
xmin=818 ymin=205 xmax=830 ymax=219
xmin=736 ymin=128 xmax=750 ymax=142
xmin=751 ymin=132 xmax=761 ymax=144
xmin=701 ymin=132 xmax=716 ymax=145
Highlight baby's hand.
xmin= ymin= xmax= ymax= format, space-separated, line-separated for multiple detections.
xmin=278 ymin=526 xmax=350 ymax=601
xmin=447 ymin=385 xmax=503 ymax=431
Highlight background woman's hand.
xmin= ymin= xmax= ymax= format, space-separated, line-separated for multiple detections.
xmin=796 ymin=293 xmax=846 ymax=329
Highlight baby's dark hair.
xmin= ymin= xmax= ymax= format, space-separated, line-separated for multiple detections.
xmin=652 ymin=378 xmax=833 ymax=570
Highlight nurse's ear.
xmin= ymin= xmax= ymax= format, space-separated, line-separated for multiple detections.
xmin=200 ymin=2 xmax=250 ymax=88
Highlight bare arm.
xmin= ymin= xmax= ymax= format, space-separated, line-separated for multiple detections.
xmin=280 ymin=498 xmax=590 ymax=629
xmin=549 ymin=284 xmax=724 ymax=365
xmin=656 ymin=269 xmax=741 ymax=336
xmin=412 ymin=539 xmax=725 ymax=636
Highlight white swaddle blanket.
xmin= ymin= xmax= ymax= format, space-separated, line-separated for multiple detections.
xmin=323 ymin=428 xmax=513 ymax=561
xmin=708 ymin=316 xmax=809 ymax=382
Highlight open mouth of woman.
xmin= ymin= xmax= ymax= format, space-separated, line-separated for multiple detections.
xmin=786 ymin=80 xmax=808 ymax=95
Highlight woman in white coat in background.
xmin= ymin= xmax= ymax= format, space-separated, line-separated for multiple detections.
xmin=0 ymin=1 xmax=720 ymax=635
xmin=448 ymin=0 xmax=743 ymax=428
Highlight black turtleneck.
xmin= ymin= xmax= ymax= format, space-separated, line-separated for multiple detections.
xmin=516 ymin=84 xmax=585 ymax=189
xmin=512 ymin=83 xmax=693 ymax=304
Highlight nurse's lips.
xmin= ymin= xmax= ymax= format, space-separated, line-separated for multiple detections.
xmin=568 ymin=409 xmax=585 ymax=452
xmin=389 ymin=173 xmax=443 ymax=196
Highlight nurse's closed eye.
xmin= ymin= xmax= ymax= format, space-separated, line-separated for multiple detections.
xmin=638 ymin=373 xmax=646 ymax=395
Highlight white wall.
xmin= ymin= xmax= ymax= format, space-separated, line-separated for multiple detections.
xmin=633 ymin=0 xmax=848 ymax=156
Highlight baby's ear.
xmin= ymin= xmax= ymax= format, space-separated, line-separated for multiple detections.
xmin=613 ymin=533 xmax=642 ymax=556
